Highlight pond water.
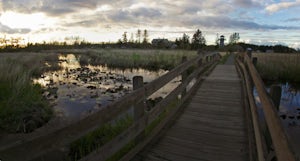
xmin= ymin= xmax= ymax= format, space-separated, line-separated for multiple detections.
xmin=34 ymin=54 xmax=181 ymax=120
xmin=253 ymin=82 xmax=300 ymax=157
xmin=254 ymin=83 xmax=300 ymax=126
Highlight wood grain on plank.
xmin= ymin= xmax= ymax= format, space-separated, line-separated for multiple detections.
xmin=136 ymin=64 xmax=250 ymax=161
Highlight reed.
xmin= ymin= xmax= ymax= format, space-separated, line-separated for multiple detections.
xmin=0 ymin=52 xmax=62 ymax=133
xmin=253 ymin=53 xmax=300 ymax=83
xmin=72 ymin=49 xmax=198 ymax=71
xmin=68 ymin=115 xmax=133 ymax=161
xmin=0 ymin=57 xmax=53 ymax=133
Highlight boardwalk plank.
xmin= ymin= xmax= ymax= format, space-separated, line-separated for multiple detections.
xmin=135 ymin=62 xmax=249 ymax=161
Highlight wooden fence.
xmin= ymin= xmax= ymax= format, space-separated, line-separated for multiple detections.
xmin=0 ymin=52 xmax=220 ymax=161
xmin=236 ymin=51 xmax=296 ymax=161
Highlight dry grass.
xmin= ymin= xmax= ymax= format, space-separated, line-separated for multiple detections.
xmin=65 ymin=49 xmax=198 ymax=71
xmin=252 ymin=53 xmax=300 ymax=83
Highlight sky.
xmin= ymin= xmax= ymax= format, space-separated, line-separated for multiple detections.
xmin=0 ymin=0 xmax=300 ymax=49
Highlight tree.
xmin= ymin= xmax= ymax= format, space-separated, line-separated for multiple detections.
xmin=191 ymin=29 xmax=206 ymax=49
xmin=122 ymin=32 xmax=128 ymax=44
xmin=178 ymin=33 xmax=190 ymax=49
xmin=136 ymin=29 xmax=141 ymax=43
xmin=129 ymin=33 xmax=134 ymax=43
xmin=142 ymin=29 xmax=149 ymax=44
xmin=215 ymin=33 xmax=220 ymax=47
xmin=229 ymin=32 xmax=240 ymax=44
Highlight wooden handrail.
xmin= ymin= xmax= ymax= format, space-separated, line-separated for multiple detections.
xmin=0 ymin=52 xmax=220 ymax=161
xmin=240 ymin=53 xmax=295 ymax=161
xmin=236 ymin=58 xmax=266 ymax=161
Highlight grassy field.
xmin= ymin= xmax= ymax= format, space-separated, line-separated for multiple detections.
xmin=0 ymin=49 xmax=198 ymax=133
xmin=252 ymin=53 xmax=300 ymax=84
xmin=63 ymin=49 xmax=198 ymax=71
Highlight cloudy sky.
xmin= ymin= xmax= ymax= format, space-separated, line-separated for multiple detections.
xmin=0 ymin=0 xmax=300 ymax=48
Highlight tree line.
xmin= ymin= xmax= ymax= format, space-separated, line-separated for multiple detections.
xmin=0 ymin=29 xmax=298 ymax=53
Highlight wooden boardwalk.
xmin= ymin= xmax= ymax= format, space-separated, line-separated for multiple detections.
xmin=134 ymin=61 xmax=249 ymax=161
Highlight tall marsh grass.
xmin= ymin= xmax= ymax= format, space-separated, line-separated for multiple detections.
xmin=68 ymin=115 xmax=133 ymax=161
xmin=253 ymin=53 xmax=300 ymax=83
xmin=70 ymin=49 xmax=198 ymax=71
xmin=0 ymin=53 xmax=58 ymax=133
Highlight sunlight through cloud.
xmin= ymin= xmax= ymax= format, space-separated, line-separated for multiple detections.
xmin=0 ymin=11 xmax=56 ymax=29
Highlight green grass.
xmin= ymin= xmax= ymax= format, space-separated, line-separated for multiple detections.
xmin=69 ymin=49 xmax=198 ymax=71
xmin=68 ymin=115 xmax=133 ymax=161
xmin=0 ymin=57 xmax=53 ymax=133
xmin=219 ymin=53 xmax=230 ymax=64
xmin=106 ymin=140 xmax=135 ymax=161
xmin=253 ymin=53 xmax=300 ymax=83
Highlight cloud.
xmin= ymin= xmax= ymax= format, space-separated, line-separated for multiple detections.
xmin=32 ymin=27 xmax=66 ymax=34
xmin=0 ymin=23 xmax=31 ymax=34
xmin=2 ymin=0 xmax=107 ymax=16
xmin=232 ymin=0 xmax=261 ymax=8
xmin=184 ymin=15 xmax=300 ymax=30
xmin=285 ymin=17 xmax=300 ymax=22
xmin=265 ymin=0 xmax=300 ymax=14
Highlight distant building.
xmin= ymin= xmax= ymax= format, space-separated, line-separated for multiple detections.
xmin=220 ymin=35 xmax=225 ymax=47
xmin=151 ymin=39 xmax=175 ymax=48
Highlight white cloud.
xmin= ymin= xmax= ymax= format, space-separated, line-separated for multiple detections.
xmin=0 ymin=0 xmax=299 ymax=48
xmin=265 ymin=0 xmax=300 ymax=14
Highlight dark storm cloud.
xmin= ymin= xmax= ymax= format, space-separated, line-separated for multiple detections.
xmin=0 ymin=23 xmax=31 ymax=34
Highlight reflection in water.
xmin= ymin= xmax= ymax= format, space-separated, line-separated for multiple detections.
xmin=253 ymin=82 xmax=300 ymax=158
xmin=33 ymin=54 xmax=180 ymax=120
xmin=254 ymin=83 xmax=300 ymax=126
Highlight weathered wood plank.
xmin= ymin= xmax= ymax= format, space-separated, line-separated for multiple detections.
xmin=138 ymin=58 xmax=249 ymax=161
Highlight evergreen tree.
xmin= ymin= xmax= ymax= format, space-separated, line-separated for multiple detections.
xmin=136 ymin=29 xmax=141 ymax=43
xmin=143 ymin=29 xmax=149 ymax=44
xmin=122 ymin=32 xmax=128 ymax=44
xmin=129 ymin=33 xmax=134 ymax=43
xmin=191 ymin=29 xmax=206 ymax=49
xmin=180 ymin=33 xmax=190 ymax=49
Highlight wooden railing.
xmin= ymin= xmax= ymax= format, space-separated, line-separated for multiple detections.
xmin=0 ymin=52 xmax=220 ymax=161
xmin=236 ymin=52 xmax=296 ymax=161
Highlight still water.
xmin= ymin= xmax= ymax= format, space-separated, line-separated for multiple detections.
xmin=254 ymin=83 xmax=300 ymax=126
xmin=254 ymin=82 xmax=300 ymax=157
xmin=34 ymin=54 xmax=180 ymax=120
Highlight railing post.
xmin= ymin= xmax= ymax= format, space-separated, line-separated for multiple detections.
xmin=252 ymin=57 xmax=258 ymax=66
xmin=247 ymin=48 xmax=252 ymax=58
xmin=198 ymin=58 xmax=202 ymax=67
xmin=270 ymin=85 xmax=282 ymax=110
xmin=181 ymin=56 xmax=188 ymax=97
xmin=133 ymin=76 xmax=146 ymax=143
